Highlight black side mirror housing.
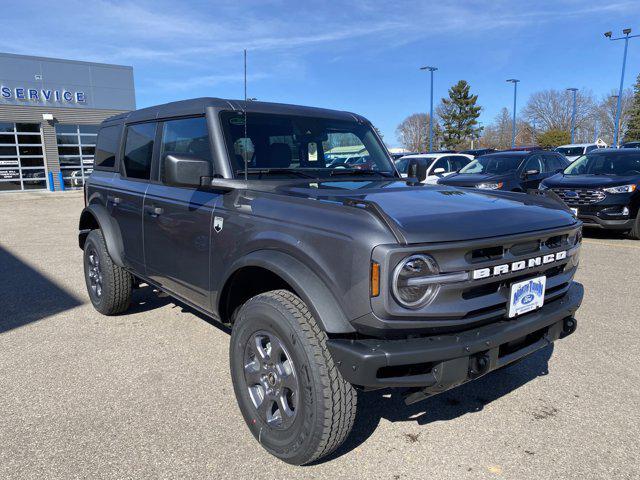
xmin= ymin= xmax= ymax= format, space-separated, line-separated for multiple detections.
xmin=407 ymin=158 xmax=428 ymax=182
xmin=164 ymin=153 xmax=213 ymax=187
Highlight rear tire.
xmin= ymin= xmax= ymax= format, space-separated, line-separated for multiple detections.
xmin=83 ymin=229 xmax=132 ymax=315
xmin=229 ymin=290 xmax=357 ymax=465
xmin=629 ymin=214 xmax=640 ymax=240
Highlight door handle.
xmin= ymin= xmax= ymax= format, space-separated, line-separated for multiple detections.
xmin=108 ymin=195 xmax=121 ymax=205
xmin=145 ymin=205 xmax=164 ymax=217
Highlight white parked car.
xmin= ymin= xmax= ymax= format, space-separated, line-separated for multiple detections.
xmin=394 ymin=153 xmax=473 ymax=184
xmin=555 ymin=139 xmax=607 ymax=162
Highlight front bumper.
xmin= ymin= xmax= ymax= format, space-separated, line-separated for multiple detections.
xmin=327 ymin=282 xmax=583 ymax=402
xmin=577 ymin=213 xmax=634 ymax=230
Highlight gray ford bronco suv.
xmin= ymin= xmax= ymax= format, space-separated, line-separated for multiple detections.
xmin=79 ymin=98 xmax=583 ymax=465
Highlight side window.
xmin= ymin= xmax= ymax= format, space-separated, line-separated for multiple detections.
xmin=523 ymin=155 xmax=543 ymax=173
xmin=431 ymin=157 xmax=448 ymax=172
xmin=449 ymin=156 xmax=469 ymax=172
xmin=94 ymin=125 xmax=121 ymax=170
xmin=160 ymin=117 xmax=211 ymax=180
xmin=122 ymin=123 xmax=156 ymax=180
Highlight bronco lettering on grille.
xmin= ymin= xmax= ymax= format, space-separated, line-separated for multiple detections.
xmin=472 ymin=251 xmax=567 ymax=280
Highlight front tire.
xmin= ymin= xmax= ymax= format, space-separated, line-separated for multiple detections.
xmin=629 ymin=214 xmax=640 ymax=240
xmin=83 ymin=229 xmax=132 ymax=315
xmin=229 ymin=290 xmax=357 ymax=465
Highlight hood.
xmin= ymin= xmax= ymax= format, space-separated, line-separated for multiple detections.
xmin=438 ymin=172 xmax=511 ymax=187
xmin=542 ymin=173 xmax=640 ymax=189
xmin=268 ymin=180 xmax=576 ymax=244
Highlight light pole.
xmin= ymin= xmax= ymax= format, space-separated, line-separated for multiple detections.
xmin=420 ymin=66 xmax=437 ymax=152
xmin=604 ymin=28 xmax=639 ymax=147
xmin=566 ymin=88 xmax=578 ymax=143
xmin=506 ymin=79 xmax=520 ymax=148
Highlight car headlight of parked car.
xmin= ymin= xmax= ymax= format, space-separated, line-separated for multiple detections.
xmin=603 ymin=184 xmax=637 ymax=194
xmin=476 ymin=182 xmax=503 ymax=190
xmin=392 ymin=254 xmax=441 ymax=308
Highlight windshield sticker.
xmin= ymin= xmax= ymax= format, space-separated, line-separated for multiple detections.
xmin=229 ymin=117 xmax=245 ymax=126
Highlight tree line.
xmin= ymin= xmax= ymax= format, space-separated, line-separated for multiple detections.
xmin=396 ymin=74 xmax=640 ymax=151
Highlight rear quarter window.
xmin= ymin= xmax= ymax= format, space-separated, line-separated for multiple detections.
xmin=94 ymin=124 xmax=122 ymax=171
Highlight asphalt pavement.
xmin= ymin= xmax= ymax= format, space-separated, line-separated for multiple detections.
xmin=0 ymin=191 xmax=638 ymax=479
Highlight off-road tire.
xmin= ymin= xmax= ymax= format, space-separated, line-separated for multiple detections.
xmin=83 ymin=229 xmax=132 ymax=315
xmin=629 ymin=214 xmax=640 ymax=240
xmin=229 ymin=290 xmax=357 ymax=465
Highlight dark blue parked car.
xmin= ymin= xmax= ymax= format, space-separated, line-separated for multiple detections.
xmin=540 ymin=148 xmax=640 ymax=238
xmin=438 ymin=150 xmax=569 ymax=192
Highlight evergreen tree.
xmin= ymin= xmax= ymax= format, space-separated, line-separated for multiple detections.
xmin=438 ymin=80 xmax=482 ymax=149
xmin=624 ymin=73 xmax=640 ymax=142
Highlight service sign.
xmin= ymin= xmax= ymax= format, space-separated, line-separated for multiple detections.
xmin=1 ymin=86 xmax=86 ymax=105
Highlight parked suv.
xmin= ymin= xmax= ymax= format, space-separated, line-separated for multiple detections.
xmin=438 ymin=150 xmax=569 ymax=192
xmin=394 ymin=153 xmax=472 ymax=183
xmin=79 ymin=98 xmax=583 ymax=465
xmin=540 ymin=148 xmax=640 ymax=238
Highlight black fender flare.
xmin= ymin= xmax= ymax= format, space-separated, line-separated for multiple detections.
xmin=78 ymin=204 xmax=125 ymax=268
xmin=223 ymin=250 xmax=356 ymax=334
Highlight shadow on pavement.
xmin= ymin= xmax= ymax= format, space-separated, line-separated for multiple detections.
xmin=129 ymin=284 xmax=231 ymax=334
xmin=581 ymin=228 xmax=629 ymax=240
xmin=0 ymin=245 xmax=83 ymax=333
xmin=322 ymin=345 xmax=554 ymax=463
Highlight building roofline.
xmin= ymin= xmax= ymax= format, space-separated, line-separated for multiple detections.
xmin=0 ymin=51 xmax=133 ymax=70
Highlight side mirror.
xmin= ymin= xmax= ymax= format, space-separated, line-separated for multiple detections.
xmin=164 ymin=153 xmax=212 ymax=187
xmin=407 ymin=158 xmax=428 ymax=182
xmin=432 ymin=167 xmax=446 ymax=175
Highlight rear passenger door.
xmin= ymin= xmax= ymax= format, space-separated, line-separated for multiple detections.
xmin=143 ymin=116 xmax=219 ymax=308
xmin=110 ymin=122 xmax=156 ymax=272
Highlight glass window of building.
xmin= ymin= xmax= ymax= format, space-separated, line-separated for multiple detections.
xmin=0 ymin=122 xmax=46 ymax=192
xmin=55 ymin=124 xmax=99 ymax=189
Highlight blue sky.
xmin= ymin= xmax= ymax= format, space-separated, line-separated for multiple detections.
xmin=3 ymin=0 xmax=639 ymax=146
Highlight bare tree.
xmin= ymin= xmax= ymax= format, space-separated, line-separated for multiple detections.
xmin=395 ymin=113 xmax=440 ymax=152
xmin=522 ymin=89 xmax=597 ymax=143
xmin=478 ymin=108 xmax=513 ymax=149
xmin=595 ymin=88 xmax=633 ymax=146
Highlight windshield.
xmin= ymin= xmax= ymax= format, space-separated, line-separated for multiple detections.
xmin=458 ymin=155 xmax=523 ymax=174
xmin=555 ymin=146 xmax=585 ymax=156
xmin=220 ymin=112 xmax=395 ymax=178
xmin=564 ymin=151 xmax=640 ymax=176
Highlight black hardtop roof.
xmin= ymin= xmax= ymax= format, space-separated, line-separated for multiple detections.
xmin=482 ymin=150 xmax=531 ymax=157
xmin=591 ymin=148 xmax=640 ymax=154
xmin=102 ymin=97 xmax=366 ymax=125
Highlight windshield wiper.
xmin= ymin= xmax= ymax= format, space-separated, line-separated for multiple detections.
xmin=329 ymin=169 xmax=395 ymax=178
xmin=236 ymin=168 xmax=317 ymax=179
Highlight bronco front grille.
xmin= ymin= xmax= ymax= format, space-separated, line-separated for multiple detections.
xmin=551 ymin=188 xmax=605 ymax=205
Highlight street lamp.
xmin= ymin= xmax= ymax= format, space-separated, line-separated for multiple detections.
xmin=604 ymin=28 xmax=640 ymax=147
xmin=566 ymin=88 xmax=578 ymax=143
xmin=420 ymin=66 xmax=437 ymax=152
xmin=506 ymin=79 xmax=520 ymax=148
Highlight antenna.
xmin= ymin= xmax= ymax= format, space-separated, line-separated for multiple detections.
xmin=243 ymin=48 xmax=248 ymax=181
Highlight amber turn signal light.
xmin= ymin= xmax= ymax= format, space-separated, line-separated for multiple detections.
xmin=371 ymin=262 xmax=380 ymax=297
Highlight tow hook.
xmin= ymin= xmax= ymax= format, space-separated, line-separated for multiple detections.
xmin=468 ymin=352 xmax=491 ymax=379
xmin=561 ymin=317 xmax=577 ymax=338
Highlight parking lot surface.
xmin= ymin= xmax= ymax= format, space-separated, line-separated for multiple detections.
xmin=0 ymin=191 xmax=638 ymax=480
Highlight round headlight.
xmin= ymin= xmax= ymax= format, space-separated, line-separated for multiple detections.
xmin=392 ymin=254 xmax=440 ymax=308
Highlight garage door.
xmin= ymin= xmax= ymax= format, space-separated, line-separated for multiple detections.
xmin=0 ymin=122 xmax=47 ymax=192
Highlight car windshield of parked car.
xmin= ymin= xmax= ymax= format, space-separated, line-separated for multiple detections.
xmin=564 ymin=151 xmax=640 ymax=176
xmin=555 ymin=146 xmax=585 ymax=156
xmin=221 ymin=112 xmax=395 ymax=178
xmin=458 ymin=155 xmax=523 ymax=175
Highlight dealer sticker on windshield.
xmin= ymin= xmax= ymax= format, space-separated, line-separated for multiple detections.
xmin=508 ymin=276 xmax=546 ymax=318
